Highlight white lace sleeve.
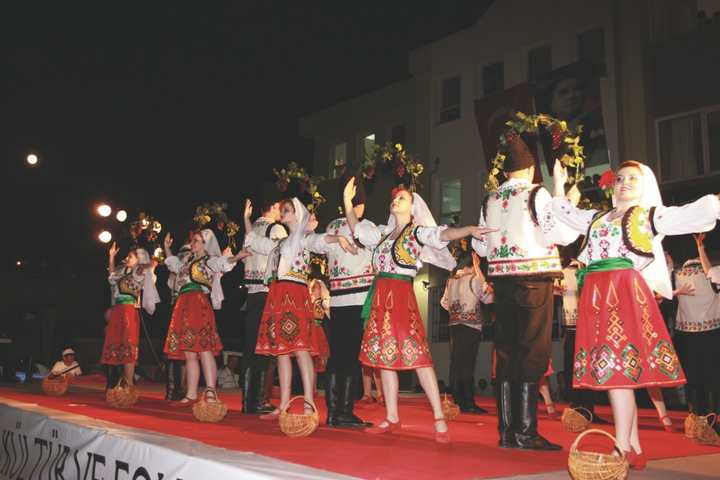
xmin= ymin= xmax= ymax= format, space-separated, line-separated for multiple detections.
xmin=164 ymin=256 xmax=182 ymax=274
xmin=471 ymin=210 xmax=488 ymax=257
xmin=535 ymin=188 xmax=582 ymax=246
xmin=354 ymin=220 xmax=383 ymax=249
xmin=551 ymin=197 xmax=598 ymax=234
xmin=303 ymin=233 xmax=331 ymax=254
xmin=246 ymin=231 xmax=277 ymax=256
xmin=207 ymin=255 xmax=235 ymax=273
xmin=414 ymin=225 xmax=449 ymax=250
xmin=652 ymin=195 xmax=720 ymax=236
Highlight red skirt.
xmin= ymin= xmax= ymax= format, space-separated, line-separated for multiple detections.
xmin=314 ymin=320 xmax=330 ymax=372
xmin=256 ymin=281 xmax=323 ymax=356
xmin=574 ymin=268 xmax=686 ymax=390
xmin=101 ymin=304 xmax=140 ymax=365
xmin=163 ymin=290 xmax=223 ymax=359
xmin=360 ymin=277 xmax=433 ymax=370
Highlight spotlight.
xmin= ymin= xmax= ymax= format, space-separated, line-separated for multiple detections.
xmin=26 ymin=154 xmax=38 ymax=165
xmin=16 ymin=260 xmax=22 ymax=267
xmin=98 ymin=231 xmax=112 ymax=243
xmin=116 ymin=210 xmax=127 ymax=222
xmin=97 ymin=204 xmax=112 ymax=217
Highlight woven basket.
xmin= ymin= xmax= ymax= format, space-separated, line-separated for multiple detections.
xmin=568 ymin=429 xmax=629 ymax=480
xmin=42 ymin=375 xmax=70 ymax=396
xmin=562 ymin=407 xmax=592 ymax=433
xmin=684 ymin=413 xmax=697 ymax=438
xmin=691 ymin=413 xmax=720 ymax=446
xmin=192 ymin=389 xmax=228 ymax=423
xmin=442 ymin=394 xmax=461 ymax=421
xmin=106 ymin=378 xmax=139 ymax=408
xmin=279 ymin=396 xmax=319 ymax=437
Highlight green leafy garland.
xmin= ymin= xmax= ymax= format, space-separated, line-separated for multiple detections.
xmin=193 ymin=202 xmax=240 ymax=249
xmin=129 ymin=212 xmax=164 ymax=262
xmin=485 ymin=112 xmax=585 ymax=192
xmin=360 ymin=142 xmax=424 ymax=191
xmin=273 ymin=161 xmax=326 ymax=212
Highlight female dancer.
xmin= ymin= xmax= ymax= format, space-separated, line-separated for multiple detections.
xmin=163 ymin=229 xmax=250 ymax=406
xmin=244 ymin=198 xmax=354 ymax=419
xmin=344 ymin=178 xmax=496 ymax=442
xmin=102 ymin=243 xmax=160 ymax=389
xmin=551 ymin=160 xmax=720 ymax=467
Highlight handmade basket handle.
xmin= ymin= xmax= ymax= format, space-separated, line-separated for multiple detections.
xmin=570 ymin=406 xmax=593 ymax=419
xmin=702 ymin=413 xmax=717 ymax=427
xmin=570 ymin=428 xmax=624 ymax=456
xmin=281 ymin=396 xmax=317 ymax=414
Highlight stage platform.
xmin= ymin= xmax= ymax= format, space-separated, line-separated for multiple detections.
xmin=0 ymin=377 xmax=718 ymax=479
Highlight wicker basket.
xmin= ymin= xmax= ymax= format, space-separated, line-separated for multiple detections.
xmin=279 ymin=396 xmax=319 ymax=437
xmin=568 ymin=429 xmax=629 ymax=480
xmin=442 ymin=394 xmax=460 ymax=421
xmin=106 ymin=378 xmax=139 ymax=408
xmin=690 ymin=413 xmax=720 ymax=446
xmin=192 ymin=389 xmax=228 ymax=423
xmin=562 ymin=407 xmax=593 ymax=433
xmin=684 ymin=413 xmax=697 ymax=438
xmin=42 ymin=375 xmax=71 ymax=396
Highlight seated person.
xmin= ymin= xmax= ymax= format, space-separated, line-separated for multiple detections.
xmin=50 ymin=348 xmax=82 ymax=378
xmin=217 ymin=354 xmax=240 ymax=389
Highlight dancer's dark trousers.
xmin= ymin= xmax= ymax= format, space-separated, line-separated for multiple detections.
xmin=449 ymin=324 xmax=482 ymax=391
xmin=326 ymin=305 xmax=365 ymax=376
xmin=675 ymin=328 xmax=720 ymax=414
xmin=244 ymin=292 xmax=270 ymax=371
xmin=492 ymin=277 xmax=554 ymax=382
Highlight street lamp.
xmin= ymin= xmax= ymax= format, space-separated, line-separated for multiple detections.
xmin=116 ymin=210 xmax=127 ymax=222
xmin=97 ymin=204 xmax=112 ymax=217
xmin=26 ymin=154 xmax=38 ymax=165
xmin=98 ymin=231 xmax=112 ymax=243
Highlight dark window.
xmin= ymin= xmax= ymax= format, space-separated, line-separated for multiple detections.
xmin=482 ymin=62 xmax=504 ymax=96
xmin=391 ymin=125 xmax=406 ymax=146
xmin=578 ymin=28 xmax=606 ymax=75
xmin=528 ymin=45 xmax=552 ymax=83
xmin=440 ymin=76 xmax=461 ymax=123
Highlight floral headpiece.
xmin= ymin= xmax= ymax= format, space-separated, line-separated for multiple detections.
xmin=360 ymin=142 xmax=424 ymax=192
xmin=597 ymin=168 xmax=615 ymax=199
xmin=273 ymin=161 xmax=326 ymax=212
xmin=485 ymin=112 xmax=585 ymax=192
xmin=129 ymin=212 xmax=164 ymax=262
xmin=193 ymin=202 xmax=240 ymax=249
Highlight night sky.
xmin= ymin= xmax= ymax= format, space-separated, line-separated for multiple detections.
xmin=3 ymin=1 xmax=493 ymax=275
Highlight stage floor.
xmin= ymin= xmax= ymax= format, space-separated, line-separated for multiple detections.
xmin=1 ymin=376 xmax=718 ymax=479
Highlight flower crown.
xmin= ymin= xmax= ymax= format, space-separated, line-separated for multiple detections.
xmin=273 ymin=161 xmax=326 ymax=212
xmin=193 ymin=202 xmax=240 ymax=249
xmin=360 ymin=142 xmax=424 ymax=192
xmin=129 ymin=212 xmax=164 ymax=262
xmin=485 ymin=112 xmax=585 ymax=192
xmin=597 ymin=168 xmax=615 ymax=199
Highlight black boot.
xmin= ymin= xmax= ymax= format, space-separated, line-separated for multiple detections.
xmin=497 ymin=381 xmax=516 ymax=448
xmin=514 ymin=382 xmax=561 ymax=451
xmin=325 ymin=373 xmax=339 ymax=425
xmin=331 ymin=375 xmax=371 ymax=427
xmin=165 ymin=360 xmax=184 ymax=401
xmin=254 ymin=366 xmax=275 ymax=414
xmin=241 ymin=367 xmax=256 ymax=413
xmin=107 ymin=365 xmax=122 ymax=391
xmin=460 ymin=379 xmax=488 ymax=414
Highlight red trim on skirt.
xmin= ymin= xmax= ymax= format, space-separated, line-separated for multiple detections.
xmin=573 ymin=268 xmax=686 ymax=390
xmin=256 ymin=281 xmax=323 ymax=357
xmin=163 ymin=290 xmax=223 ymax=360
xmin=101 ymin=304 xmax=140 ymax=365
xmin=359 ymin=277 xmax=433 ymax=370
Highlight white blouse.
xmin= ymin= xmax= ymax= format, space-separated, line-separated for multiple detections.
xmin=165 ymin=253 xmax=235 ymax=309
xmin=354 ymin=220 xmax=449 ymax=277
xmin=108 ymin=265 xmax=159 ymax=315
xmin=246 ymin=230 xmax=325 ymax=284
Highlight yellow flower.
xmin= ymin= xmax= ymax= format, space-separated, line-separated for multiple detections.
xmin=491 ymin=168 xmax=499 ymax=175
xmin=395 ymin=143 xmax=402 ymax=151
xmin=313 ymin=191 xmax=320 ymax=198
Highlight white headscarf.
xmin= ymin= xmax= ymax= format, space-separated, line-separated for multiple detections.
xmin=612 ymin=164 xmax=671 ymax=299
xmin=265 ymin=197 xmax=310 ymax=281
xmin=200 ymin=229 xmax=226 ymax=309
xmin=135 ymin=248 xmax=160 ymax=315
xmin=387 ymin=191 xmax=456 ymax=271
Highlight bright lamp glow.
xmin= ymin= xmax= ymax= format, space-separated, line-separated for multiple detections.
xmin=27 ymin=154 xmax=38 ymax=165
xmin=98 ymin=231 xmax=112 ymax=243
xmin=97 ymin=204 xmax=112 ymax=217
xmin=116 ymin=210 xmax=127 ymax=222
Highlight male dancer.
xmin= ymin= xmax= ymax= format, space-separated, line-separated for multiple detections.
xmin=241 ymin=199 xmax=287 ymax=413
xmin=472 ymin=133 xmax=575 ymax=450
xmin=307 ymin=176 xmax=373 ymax=427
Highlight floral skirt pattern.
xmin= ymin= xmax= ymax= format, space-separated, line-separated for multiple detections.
xmin=101 ymin=304 xmax=140 ymax=365
xmin=574 ymin=268 xmax=686 ymax=390
xmin=256 ymin=281 xmax=323 ymax=356
xmin=359 ymin=277 xmax=433 ymax=370
xmin=163 ymin=290 xmax=223 ymax=360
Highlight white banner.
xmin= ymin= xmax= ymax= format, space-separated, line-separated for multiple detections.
xmin=0 ymin=399 xmax=353 ymax=480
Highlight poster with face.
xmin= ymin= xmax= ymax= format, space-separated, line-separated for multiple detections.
xmin=534 ymin=61 xmax=610 ymax=179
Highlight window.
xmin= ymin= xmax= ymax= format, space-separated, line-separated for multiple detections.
xmin=656 ymin=105 xmax=720 ymax=182
xmin=391 ymin=124 xmax=406 ymax=147
xmin=330 ymin=142 xmax=347 ymax=179
xmin=440 ymin=76 xmax=461 ymax=123
xmin=482 ymin=62 xmax=504 ymax=96
xmin=578 ymin=27 xmax=606 ymax=75
xmin=528 ymin=45 xmax=552 ymax=83
xmin=363 ymin=133 xmax=376 ymax=159
xmin=440 ymin=178 xmax=462 ymax=226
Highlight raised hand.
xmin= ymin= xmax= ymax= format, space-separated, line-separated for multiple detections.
xmin=567 ymin=184 xmax=581 ymax=206
xmin=694 ymin=233 xmax=705 ymax=247
xmin=222 ymin=246 xmax=233 ymax=257
xmin=338 ymin=236 xmax=359 ymax=255
xmin=244 ymin=199 xmax=253 ymax=219
xmin=343 ymin=176 xmax=357 ymax=205
xmin=109 ymin=242 xmax=119 ymax=258
xmin=553 ymin=159 xmax=569 ymax=197
xmin=164 ymin=233 xmax=173 ymax=250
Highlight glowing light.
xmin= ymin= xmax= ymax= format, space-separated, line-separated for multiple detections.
xmin=16 ymin=260 xmax=22 ymax=267
xmin=98 ymin=231 xmax=112 ymax=243
xmin=27 ymin=154 xmax=38 ymax=165
xmin=116 ymin=210 xmax=127 ymax=222
xmin=97 ymin=204 xmax=112 ymax=217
